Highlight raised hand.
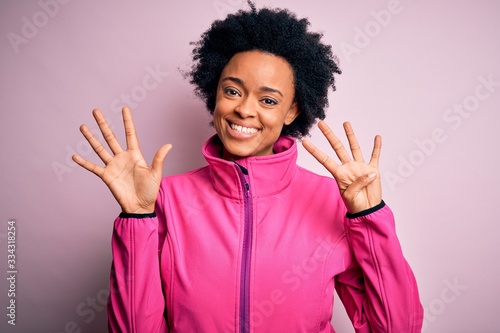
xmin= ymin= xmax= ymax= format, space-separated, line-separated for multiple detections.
xmin=72 ymin=107 xmax=172 ymax=214
xmin=302 ymin=121 xmax=382 ymax=214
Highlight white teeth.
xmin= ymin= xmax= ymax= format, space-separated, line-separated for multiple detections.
xmin=230 ymin=123 xmax=258 ymax=134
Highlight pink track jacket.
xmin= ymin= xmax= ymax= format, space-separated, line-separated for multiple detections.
xmin=108 ymin=135 xmax=423 ymax=332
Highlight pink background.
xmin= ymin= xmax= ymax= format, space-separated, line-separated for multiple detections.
xmin=1 ymin=0 xmax=499 ymax=332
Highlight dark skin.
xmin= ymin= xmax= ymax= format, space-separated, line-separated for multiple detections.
xmin=72 ymin=51 xmax=382 ymax=215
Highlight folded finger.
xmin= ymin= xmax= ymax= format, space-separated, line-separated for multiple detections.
xmin=342 ymin=172 xmax=377 ymax=212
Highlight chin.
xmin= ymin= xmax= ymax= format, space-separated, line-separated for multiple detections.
xmin=226 ymin=148 xmax=252 ymax=160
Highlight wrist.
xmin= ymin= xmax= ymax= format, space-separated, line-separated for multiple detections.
xmin=346 ymin=200 xmax=385 ymax=219
xmin=131 ymin=209 xmax=155 ymax=214
xmin=121 ymin=205 xmax=155 ymax=215
xmin=119 ymin=211 xmax=156 ymax=218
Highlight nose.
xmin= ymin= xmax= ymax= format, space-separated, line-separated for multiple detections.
xmin=235 ymin=96 xmax=256 ymax=118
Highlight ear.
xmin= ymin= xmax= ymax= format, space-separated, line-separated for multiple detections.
xmin=284 ymin=102 xmax=300 ymax=125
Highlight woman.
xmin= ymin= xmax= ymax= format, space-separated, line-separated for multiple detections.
xmin=73 ymin=3 xmax=423 ymax=332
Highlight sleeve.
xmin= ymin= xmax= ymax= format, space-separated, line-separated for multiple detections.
xmin=335 ymin=201 xmax=424 ymax=333
xmin=107 ymin=198 xmax=169 ymax=332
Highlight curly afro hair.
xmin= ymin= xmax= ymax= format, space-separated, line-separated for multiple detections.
xmin=187 ymin=1 xmax=341 ymax=138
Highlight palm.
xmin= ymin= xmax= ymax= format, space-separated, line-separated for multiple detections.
xmin=100 ymin=150 xmax=158 ymax=212
xmin=303 ymin=121 xmax=382 ymax=214
xmin=73 ymin=107 xmax=171 ymax=214
xmin=334 ymin=160 xmax=381 ymax=212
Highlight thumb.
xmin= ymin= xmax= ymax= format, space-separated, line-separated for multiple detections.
xmin=151 ymin=144 xmax=173 ymax=176
xmin=343 ymin=172 xmax=377 ymax=200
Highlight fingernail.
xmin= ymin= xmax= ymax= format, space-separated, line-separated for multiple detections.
xmin=368 ymin=172 xmax=377 ymax=179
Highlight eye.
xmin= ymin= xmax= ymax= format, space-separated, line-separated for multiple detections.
xmin=224 ymin=87 xmax=240 ymax=96
xmin=261 ymin=98 xmax=277 ymax=106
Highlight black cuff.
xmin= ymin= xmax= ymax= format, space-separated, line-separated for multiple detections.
xmin=119 ymin=211 xmax=156 ymax=218
xmin=346 ymin=200 xmax=385 ymax=219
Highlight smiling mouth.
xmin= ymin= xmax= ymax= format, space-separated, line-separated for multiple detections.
xmin=230 ymin=122 xmax=259 ymax=134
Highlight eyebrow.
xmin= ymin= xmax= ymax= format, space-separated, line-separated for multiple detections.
xmin=221 ymin=76 xmax=284 ymax=97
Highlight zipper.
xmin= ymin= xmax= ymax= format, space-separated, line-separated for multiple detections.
xmin=236 ymin=163 xmax=252 ymax=333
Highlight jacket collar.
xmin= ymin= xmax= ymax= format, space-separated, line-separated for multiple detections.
xmin=202 ymin=135 xmax=298 ymax=198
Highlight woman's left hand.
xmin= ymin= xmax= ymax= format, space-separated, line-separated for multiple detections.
xmin=302 ymin=121 xmax=382 ymax=214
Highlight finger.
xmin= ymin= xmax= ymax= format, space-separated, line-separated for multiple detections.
xmin=302 ymin=139 xmax=339 ymax=175
xmin=151 ymin=144 xmax=173 ymax=178
xmin=343 ymin=122 xmax=364 ymax=162
xmin=318 ymin=121 xmax=351 ymax=164
xmin=93 ymin=109 xmax=123 ymax=155
xmin=369 ymin=135 xmax=382 ymax=167
xmin=79 ymin=124 xmax=113 ymax=164
xmin=122 ymin=107 xmax=140 ymax=150
xmin=72 ymin=154 xmax=105 ymax=178
xmin=342 ymin=172 xmax=377 ymax=207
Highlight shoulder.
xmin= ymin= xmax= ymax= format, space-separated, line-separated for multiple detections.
xmin=160 ymin=165 xmax=211 ymax=190
xmin=291 ymin=165 xmax=342 ymax=200
xmin=295 ymin=165 xmax=338 ymax=186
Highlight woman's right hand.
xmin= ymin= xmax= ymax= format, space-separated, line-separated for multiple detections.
xmin=72 ymin=107 xmax=172 ymax=214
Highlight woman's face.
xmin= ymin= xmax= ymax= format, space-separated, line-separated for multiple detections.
xmin=213 ymin=50 xmax=299 ymax=161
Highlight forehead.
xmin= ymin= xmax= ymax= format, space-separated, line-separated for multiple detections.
xmin=219 ymin=50 xmax=295 ymax=90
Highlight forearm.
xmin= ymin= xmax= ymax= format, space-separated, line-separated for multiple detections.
xmin=107 ymin=213 xmax=168 ymax=333
xmin=342 ymin=202 xmax=423 ymax=333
